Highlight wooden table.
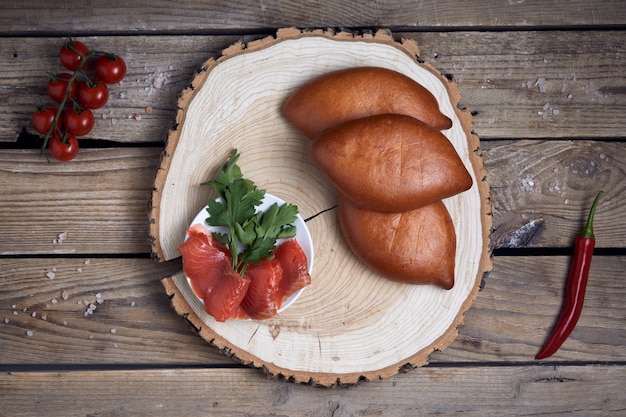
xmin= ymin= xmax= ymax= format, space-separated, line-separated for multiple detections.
xmin=1 ymin=1 xmax=624 ymax=415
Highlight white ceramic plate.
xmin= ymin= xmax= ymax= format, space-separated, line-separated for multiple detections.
xmin=184 ymin=193 xmax=314 ymax=315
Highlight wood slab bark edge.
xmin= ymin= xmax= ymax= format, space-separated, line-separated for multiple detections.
xmin=150 ymin=27 xmax=493 ymax=386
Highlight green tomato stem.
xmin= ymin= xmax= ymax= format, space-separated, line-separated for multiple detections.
xmin=40 ymin=51 xmax=96 ymax=155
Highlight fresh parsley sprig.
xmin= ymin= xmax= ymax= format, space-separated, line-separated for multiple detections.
xmin=203 ymin=149 xmax=298 ymax=275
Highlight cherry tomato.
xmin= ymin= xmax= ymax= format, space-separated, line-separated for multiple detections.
xmin=59 ymin=39 xmax=90 ymax=71
xmin=77 ymin=79 xmax=109 ymax=109
xmin=63 ymin=106 xmax=94 ymax=136
xmin=32 ymin=107 xmax=59 ymax=135
xmin=47 ymin=73 xmax=77 ymax=103
xmin=48 ymin=133 xmax=79 ymax=162
xmin=94 ymin=54 xmax=127 ymax=84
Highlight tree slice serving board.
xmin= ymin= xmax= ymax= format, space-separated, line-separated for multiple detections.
xmin=149 ymin=28 xmax=492 ymax=386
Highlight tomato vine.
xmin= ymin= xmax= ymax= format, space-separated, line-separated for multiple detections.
xmin=33 ymin=38 xmax=127 ymax=161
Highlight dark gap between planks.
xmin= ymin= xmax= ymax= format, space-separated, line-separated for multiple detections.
xmin=1 ymin=23 xmax=626 ymax=38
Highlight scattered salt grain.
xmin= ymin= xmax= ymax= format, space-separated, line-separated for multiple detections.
xmin=46 ymin=271 xmax=56 ymax=279
xmin=31 ymin=312 xmax=36 ymax=318
xmin=535 ymin=77 xmax=546 ymax=93
xmin=119 ymin=92 xmax=127 ymax=99
xmin=520 ymin=175 xmax=538 ymax=193
xmin=110 ymin=328 xmax=117 ymax=334
xmin=89 ymin=335 xmax=94 ymax=340
xmin=76 ymin=267 xmax=83 ymax=273
xmin=131 ymin=301 xmax=136 ymax=307
xmin=26 ymin=330 xmax=33 ymax=337
xmin=113 ymin=343 xmax=118 ymax=348
xmin=84 ymin=259 xmax=91 ymax=265
xmin=62 ymin=290 xmax=69 ymax=301
xmin=63 ymin=321 xmax=68 ymax=326
xmin=41 ymin=314 xmax=47 ymax=321
xmin=51 ymin=298 xmax=58 ymax=304
xmin=12 ymin=304 xmax=16 ymax=309
xmin=4 ymin=318 xmax=9 ymax=324
xmin=111 ymin=118 xmax=117 ymax=125
xmin=54 ymin=231 xmax=68 ymax=245
xmin=13 ymin=311 xmax=18 ymax=315
xmin=84 ymin=302 xmax=96 ymax=316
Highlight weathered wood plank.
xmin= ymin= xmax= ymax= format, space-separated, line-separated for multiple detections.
xmin=1 ymin=30 xmax=625 ymax=143
xmin=1 ymin=35 xmax=245 ymax=144
xmin=0 ymin=257 xmax=229 ymax=365
xmin=485 ymin=140 xmax=626 ymax=249
xmin=433 ymin=255 xmax=626 ymax=363
xmin=1 ymin=365 xmax=625 ymax=415
xmin=1 ymin=0 xmax=624 ymax=34
xmin=2 ymin=138 xmax=624 ymax=256
xmin=407 ymin=30 xmax=626 ymax=139
xmin=2 ymin=256 xmax=624 ymax=365
xmin=0 ymin=148 xmax=164 ymax=255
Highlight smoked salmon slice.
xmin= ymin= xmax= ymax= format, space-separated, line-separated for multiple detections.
xmin=274 ymin=239 xmax=312 ymax=298
xmin=179 ymin=226 xmax=311 ymax=321
xmin=240 ymin=258 xmax=283 ymax=320
xmin=202 ymin=265 xmax=250 ymax=322
xmin=179 ymin=224 xmax=250 ymax=322
xmin=179 ymin=224 xmax=231 ymax=299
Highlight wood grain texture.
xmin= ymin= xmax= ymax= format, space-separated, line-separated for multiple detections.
xmin=406 ymin=30 xmax=626 ymax=139
xmin=1 ymin=365 xmax=625 ymax=416
xmin=149 ymin=29 xmax=491 ymax=385
xmin=1 ymin=0 xmax=624 ymax=33
xmin=0 ymin=257 xmax=230 ymax=365
xmin=1 ymin=137 xmax=624 ymax=256
xmin=0 ymin=35 xmax=245 ymax=143
xmin=2 ymin=256 xmax=623 ymax=366
xmin=0 ymin=0 xmax=623 ymax=412
xmin=0 ymin=148 xmax=164 ymax=255
xmin=2 ymin=30 xmax=625 ymax=143
xmin=484 ymin=140 xmax=626 ymax=249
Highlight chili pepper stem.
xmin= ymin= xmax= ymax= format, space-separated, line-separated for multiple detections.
xmin=580 ymin=191 xmax=603 ymax=239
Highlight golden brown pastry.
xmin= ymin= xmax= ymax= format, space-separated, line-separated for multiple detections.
xmin=282 ymin=66 xmax=452 ymax=139
xmin=310 ymin=114 xmax=472 ymax=213
xmin=337 ymin=194 xmax=456 ymax=289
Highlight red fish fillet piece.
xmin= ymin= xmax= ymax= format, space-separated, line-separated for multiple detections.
xmin=274 ymin=239 xmax=312 ymax=299
xmin=178 ymin=224 xmax=231 ymax=299
xmin=240 ymin=258 xmax=283 ymax=320
xmin=203 ymin=265 xmax=250 ymax=322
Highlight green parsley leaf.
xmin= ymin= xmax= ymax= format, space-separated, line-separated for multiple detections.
xmin=203 ymin=149 xmax=299 ymax=275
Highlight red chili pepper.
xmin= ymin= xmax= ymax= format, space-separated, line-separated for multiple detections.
xmin=535 ymin=191 xmax=603 ymax=360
